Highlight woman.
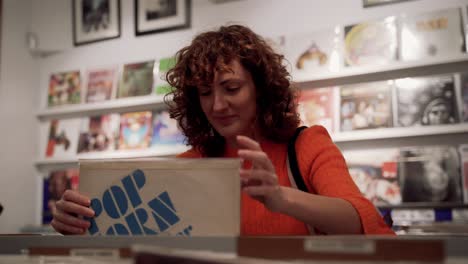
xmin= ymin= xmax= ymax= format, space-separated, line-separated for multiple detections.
xmin=51 ymin=25 xmax=394 ymax=235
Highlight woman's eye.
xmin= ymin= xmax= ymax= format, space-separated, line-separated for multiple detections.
xmin=226 ymin=86 xmax=239 ymax=92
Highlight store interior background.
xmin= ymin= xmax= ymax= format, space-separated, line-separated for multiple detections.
xmin=0 ymin=0 xmax=467 ymax=234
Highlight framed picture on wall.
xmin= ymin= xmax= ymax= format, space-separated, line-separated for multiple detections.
xmin=72 ymin=0 xmax=121 ymax=46
xmin=135 ymin=0 xmax=191 ymax=36
xmin=362 ymin=0 xmax=414 ymax=8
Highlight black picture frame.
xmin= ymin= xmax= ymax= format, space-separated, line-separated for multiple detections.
xmin=72 ymin=0 xmax=121 ymax=46
xmin=135 ymin=0 xmax=191 ymax=36
xmin=363 ymin=0 xmax=414 ymax=8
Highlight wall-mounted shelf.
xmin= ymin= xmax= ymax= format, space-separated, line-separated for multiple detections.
xmin=35 ymin=123 xmax=468 ymax=169
xmin=378 ymin=203 xmax=468 ymax=210
xmin=332 ymin=123 xmax=468 ymax=142
xmin=295 ymin=53 xmax=468 ymax=88
xmin=35 ymin=145 xmax=190 ymax=170
xmin=34 ymin=55 xmax=468 ymax=167
xmin=37 ymin=95 xmax=170 ymax=121
xmin=378 ymin=204 xmax=468 ymax=225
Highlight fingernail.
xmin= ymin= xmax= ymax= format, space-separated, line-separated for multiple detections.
xmin=88 ymin=208 xmax=95 ymax=216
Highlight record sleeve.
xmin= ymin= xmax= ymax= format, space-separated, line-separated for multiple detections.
xmin=344 ymin=17 xmax=397 ymax=67
xmin=284 ymin=27 xmax=341 ymax=80
xmin=119 ymin=111 xmax=152 ymax=150
xmin=395 ymin=75 xmax=458 ymax=127
xmin=77 ymin=114 xmax=120 ymax=153
xmin=79 ymin=158 xmax=240 ymax=236
xmin=154 ymin=57 xmax=176 ymax=95
xmin=460 ymin=72 xmax=468 ymax=122
xmin=42 ymin=169 xmax=79 ymax=224
xmin=399 ymin=8 xmax=465 ymax=61
xmin=340 ymin=81 xmax=393 ymax=131
xmin=398 ymin=146 xmax=462 ymax=203
xmin=298 ymin=87 xmax=337 ymax=133
xmin=117 ymin=60 xmax=155 ymax=98
xmin=459 ymin=144 xmax=468 ymax=203
xmin=151 ymin=110 xmax=185 ymax=147
xmin=48 ymin=71 xmax=81 ymax=107
xmin=45 ymin=118 xmax=81 ymax=158
xmin=85 ymin=67 xmax=118 ymax=103
xmin=342 ymin=148 xmax=401 ymax=205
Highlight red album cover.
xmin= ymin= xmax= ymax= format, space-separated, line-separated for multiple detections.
xmin=77 ymin=114 xmax=120 ymax=153
xmin=298 ymin=87 xmax=337 ymax=133
xmin=343 ymin=148 xmax=401 ymax=206
xmin=48 ymin=71 xmax=81 ymax=107
xmin=85 ymin=67 xmax=118 ymax=103
xmin=45 ymin=118 xmax=81 ymax=158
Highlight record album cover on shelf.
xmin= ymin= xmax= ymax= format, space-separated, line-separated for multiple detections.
xmin=85 ymin=67 xmax=118 ymax=103
xmin=344 ymin=17 xmax=398 ymax=67
xmin=77 ymin=114 xmax=120 ymax=153
xmin=298 ymin=87 xmax=337 ymax=133
xmin=399 ymin=8 xmax=465 ymax=61
xmin=47 ymin=71 xmax=81 ymax=107
xmin=117 ymin=60 xmax=156 ymax=98
xmin=151 ymin=110 xmax=185 ymax=147
xmin=284 ymin=28 xmax=341 ymax=80
xmin=119 ymin=111 xmax=152 ymax=150
xmin=340 ymin=81 xmax=393 ymax=131
xmin=460 ymin=72 xmax=468 ymax=122
xmin=399 ymin=146 xmax=462 ymax=203
xmin=459 ymin=144 xmax=468 ymax=203
xmin=343 ymin=148 xmax=401 ymax=205
xmin=395 ymin=75 xmax=459 ymax=127
xmin=45 ymin=118 xmax=81 ymax=158
xmin=154 ymin=57 xmax=176 ymax=95
xmin=42 ymin=169 xmax=79 ymax=224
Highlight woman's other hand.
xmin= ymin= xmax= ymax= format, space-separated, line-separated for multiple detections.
xmin=51 ymin=189 xmax=95 ymax=235
xmin=237 ymin=135 xmax=287 ymax=212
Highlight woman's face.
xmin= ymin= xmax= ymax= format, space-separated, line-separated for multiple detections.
xmin=198 ymin=59 xmax=257 ymax=143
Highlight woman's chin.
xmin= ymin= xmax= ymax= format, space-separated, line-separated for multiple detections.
xmin=216 ymin=125 xmax=244 ymax=140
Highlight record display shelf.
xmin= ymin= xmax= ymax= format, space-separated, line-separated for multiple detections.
xmin=295 ymin=53 xmax=468 ymax=88
xmin=35 ymin=55 xmax=468 ymax=168
xmin=35 ymin=144 xmax=190 ymax=171
xmin=37 ymin=94 xmax=170 ymax=121
xmin=331 ymin=123 xmax=468 ymax=142
xmin=378 ymin=203 xmax=468 ymax=227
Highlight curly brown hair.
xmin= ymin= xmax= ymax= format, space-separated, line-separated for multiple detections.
xmin=166 ymin=25 xmax=300 ymax=157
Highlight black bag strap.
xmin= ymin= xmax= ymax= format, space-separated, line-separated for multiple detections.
xmin=287 ymin=126 xmax=308 ymax=193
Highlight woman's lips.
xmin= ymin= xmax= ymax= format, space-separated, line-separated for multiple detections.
xmin=214 ymin=115 xmax=237 ymax=126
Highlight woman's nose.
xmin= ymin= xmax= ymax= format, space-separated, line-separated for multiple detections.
xmin=213 ymin=92 xmax=228 ymax=112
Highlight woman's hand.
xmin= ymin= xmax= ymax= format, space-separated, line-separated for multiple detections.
xmin=237 ymin=135 xmax=287 ymax=212
xmin=51 ymin=189 xmax=95 ymax=235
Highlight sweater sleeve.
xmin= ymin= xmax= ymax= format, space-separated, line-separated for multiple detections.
xmin=296 ymin=125 xmax=394 ymax=235
xmin=176 ymin=148 xmax=203 ymax=158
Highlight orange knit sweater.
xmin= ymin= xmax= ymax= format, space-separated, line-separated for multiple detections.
xmin=177 ymin=126 xmax=395 ymax=236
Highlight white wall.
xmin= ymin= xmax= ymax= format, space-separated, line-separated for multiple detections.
xmin=0 ymin=0 xmax=38 ymax=233
xmin=0 ymin=0 xmax=467 ymax=233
